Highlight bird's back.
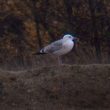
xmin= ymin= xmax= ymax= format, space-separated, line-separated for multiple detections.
xmin=53 ymin=39 xmax=74 ymax=56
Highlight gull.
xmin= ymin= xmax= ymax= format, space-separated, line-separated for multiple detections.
xmin=35 ymin=34 xmax=78 ymax=64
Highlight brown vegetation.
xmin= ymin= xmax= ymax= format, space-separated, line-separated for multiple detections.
xmin=0 ymin=64 xmax=110 ymax=110
xmin=0 ymin=0 xmax=110 ymax=68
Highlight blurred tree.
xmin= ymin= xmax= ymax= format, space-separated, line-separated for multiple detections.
xmin=1 ymin=0 xmax=110 ymax=66
xmin=100 ymin=0 xmax=110 ymax=63
xmin=88 ymin=0 xmax=102 ymax=63
xmin=4 ymin=15 xmax=25 ymax=66
xmin=63 ymin=0 xmax=75 ymax=32
xmin=41 ymin=0 xmax=56 ymax=41
xmin=24 ymin=0 xmax=43 ymax=48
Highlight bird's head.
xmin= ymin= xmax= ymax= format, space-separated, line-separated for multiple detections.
xmin=63 ymin=34 xmax=78 ymax=42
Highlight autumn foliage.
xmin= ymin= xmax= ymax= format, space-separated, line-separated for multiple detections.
xmin=0 ymin=0 xmax=110 ymax=67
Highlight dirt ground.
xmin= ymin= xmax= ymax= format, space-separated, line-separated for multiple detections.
xmin=0 ymin=64 xmax=110 ymax=110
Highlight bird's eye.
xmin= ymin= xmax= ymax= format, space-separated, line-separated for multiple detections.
xmin=69 ymin=36 xmax=71 ymax=38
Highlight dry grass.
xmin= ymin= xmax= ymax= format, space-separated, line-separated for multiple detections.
xmin=0 ymin=64 xmax=110 ymax=110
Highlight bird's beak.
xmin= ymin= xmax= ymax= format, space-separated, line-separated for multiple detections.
xmin=74 ymin=37 xmax=79 ymax=48
xmin=73 ymin=37 xmax=79 ymax=42
xmin=76 ymin=37 xmax=79 ymax=42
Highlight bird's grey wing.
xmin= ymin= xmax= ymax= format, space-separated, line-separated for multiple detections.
xmin=43 ymin=39 xmax=63 ymax=53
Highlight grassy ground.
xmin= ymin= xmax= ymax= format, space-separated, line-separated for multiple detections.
xmin=0 ymin=64 xmax=110 ymax=110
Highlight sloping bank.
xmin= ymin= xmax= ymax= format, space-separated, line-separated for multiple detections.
xmin=0 ymin=64 xmax=110 ymax=110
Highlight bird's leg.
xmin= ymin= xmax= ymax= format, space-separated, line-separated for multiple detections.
xmin=58 ymin=56 xmax=62 ymax=65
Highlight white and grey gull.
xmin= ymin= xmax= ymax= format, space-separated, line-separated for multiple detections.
xmin=35 ymin=34 xmax=78 ymax=64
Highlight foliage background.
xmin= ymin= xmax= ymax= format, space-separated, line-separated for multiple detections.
xmin=0 ymin=0 xmax=110 ymax=69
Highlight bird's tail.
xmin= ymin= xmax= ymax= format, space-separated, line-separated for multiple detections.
xmin=33 ymin=52 xmax=47 ymax=55
xmin=33 ymin=49 xmax=47 ymax=55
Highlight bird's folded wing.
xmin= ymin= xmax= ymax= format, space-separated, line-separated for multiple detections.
xmin=43 ymin=39 xmax=63 ymax=53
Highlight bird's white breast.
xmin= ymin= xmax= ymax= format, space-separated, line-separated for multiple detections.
xmin=53 ymin=39 xmax=74 ymax=56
